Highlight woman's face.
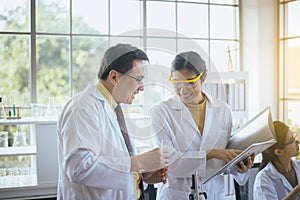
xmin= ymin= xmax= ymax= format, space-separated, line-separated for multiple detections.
xmin=280 ymin=130 xmax=299 ymax=157
xmin=171 ymin=69 xmax=203 ymax=105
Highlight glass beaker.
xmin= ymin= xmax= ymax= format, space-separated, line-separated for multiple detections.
xmin=45 ymin=96 xmax=57 ymax=118
xmin=0 ymin=168 xmax=7 ymax=188
xmin=12 ymin=132 xmax=28 ymax=147
xmin=19 ymin=167 xmax=30 ymax=186
xmin=30 ymin=103 xmax=43 ymax=118
xmin=0 ymin=97 xmax=6 ymax=120
xmin=0 ymin=131 xmax=8 ymax=148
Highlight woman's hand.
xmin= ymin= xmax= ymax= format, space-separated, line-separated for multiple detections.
xmin=235 ymin=153 xmax=256 ymax=173
xmin=206 ymin=149 xmax=242 ymax=163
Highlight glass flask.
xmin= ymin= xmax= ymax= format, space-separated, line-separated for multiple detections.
xmin=12 ymin=131 xmax=28 ymax=147
xmin=45 ymin=96 xmax=58 ymax=118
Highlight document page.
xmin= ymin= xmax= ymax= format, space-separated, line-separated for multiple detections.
xmin=202 ymin=107 xmax=277 ymax=184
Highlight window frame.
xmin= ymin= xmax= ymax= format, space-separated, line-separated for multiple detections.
xmin=0 ymin=0 xmax=240 ymax=107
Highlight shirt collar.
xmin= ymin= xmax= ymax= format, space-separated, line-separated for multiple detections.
xmin=96 ymin=81 xmax=118 ymax=110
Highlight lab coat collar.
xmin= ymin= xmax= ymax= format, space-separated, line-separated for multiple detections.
xmin=267 ymin=160 xmax=300 ymax=190
xmin=85 ymin=84 xmax=119 ymax=123
xmin=86 ymin=84 xmax=106 ymax=102
xmin=165 ymin=91 xmax=214 ymax=136
xmin=167 ymin=90 xmax=213 ymax=110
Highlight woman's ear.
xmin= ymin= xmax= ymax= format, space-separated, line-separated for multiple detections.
xmin=274 ymin=148 xmax=283 ymax=156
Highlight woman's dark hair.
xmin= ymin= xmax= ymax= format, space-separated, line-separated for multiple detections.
xmin=98 ymin=43 xmax=149 ymax=80
xmin=259 ymin=121 xmax=290 ymax=170
xmin=171 ymin=51 xmax=207 ymax=81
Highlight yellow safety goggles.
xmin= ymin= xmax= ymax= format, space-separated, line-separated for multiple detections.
xmin=169 ymin=72 xmax=203 ymax=86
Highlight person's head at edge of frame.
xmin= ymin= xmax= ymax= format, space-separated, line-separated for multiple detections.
xmin=97 ymin=43 xmax=149 ymax=105
xmin=170 ymin=51 xmax=208 ymax=105
xmin=260 ymin=120 xmax=299 ymax=170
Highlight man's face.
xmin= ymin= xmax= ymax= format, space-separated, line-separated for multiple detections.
xmin=113 ymin=59 xmax=145 ymax=104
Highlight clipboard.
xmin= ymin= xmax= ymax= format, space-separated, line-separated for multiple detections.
xmin=202 ymin=138 xmax=276 ymax=184
xmin=201 ymin=107 xmax=277 ymax=184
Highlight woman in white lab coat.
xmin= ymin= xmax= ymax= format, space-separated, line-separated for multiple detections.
xmin=253 ymin=121 xmax=300 ymax=200
xmin=151 ymin=51 xmax=254 ymax=199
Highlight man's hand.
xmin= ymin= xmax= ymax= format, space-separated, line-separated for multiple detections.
xmin=130 ymin=148 xmax=169 ymax=173
xmin=142 ymin=167 xmax=168 ymax=184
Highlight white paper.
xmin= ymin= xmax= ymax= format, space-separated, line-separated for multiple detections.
xmin=227 ymin=106 xmax=276 ymax=150
xmin=202 ymin=107 xmax=277 ymax=184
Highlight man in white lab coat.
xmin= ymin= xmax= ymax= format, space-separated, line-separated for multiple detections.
xmin=151 ymin=51 xmax=254 ymax=199
xmin=57 ymin=43 xmax=168 ymax=200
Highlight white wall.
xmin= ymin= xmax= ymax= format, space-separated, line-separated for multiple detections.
xmin=241 ymin=0 xmax=278 ymax=119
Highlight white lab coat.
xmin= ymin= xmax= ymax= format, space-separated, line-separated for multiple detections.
xmin=253 ymin=160 xmax=300 ymax=200
xmin=151 ymin=92 xmax=248 ymax=200
xmin=57 ymin=85 xmax=134 ymax=200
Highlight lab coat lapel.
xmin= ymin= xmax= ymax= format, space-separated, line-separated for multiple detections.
xmin=293 ymin=160 xmax=300 ymax=186
xmin=268 ymin=162 xmax=294 ymax=191
xmin=199 ymin=94 xmax=215 ymax=150
xmin=201 ymin=92 xmax=213 ymax=137
xmin=87 ymin=85 xmax=123 ymax=139
xmin=202 ymin=102 xmax=213 ymax=136
xmin=168 ymin=96 xmax=201 ymax=142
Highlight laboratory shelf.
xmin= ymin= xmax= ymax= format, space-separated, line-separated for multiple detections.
xmin=0 ymin=117 xmax=57 ymax=126
xmin=0 ymin=119 xmax=58 ymax=199
xmin=0 ymin=146 xmax=37 ymax=156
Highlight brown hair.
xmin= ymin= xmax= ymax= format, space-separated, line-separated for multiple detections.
xmin=260 ymin=121 xmax=290 ymax=170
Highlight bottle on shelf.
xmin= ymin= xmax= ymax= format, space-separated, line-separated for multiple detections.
xmin=0 ymin=97 xmax=7 ymax=120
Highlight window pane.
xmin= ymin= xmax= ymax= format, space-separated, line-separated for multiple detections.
xmin=287 ymin=1 xmax=300 ymax=37
xmin=287 ymin=38 xmax=300 ymax=97
xmin=72 ymin=0 xmax=108 ymax=34
xmin=147 ymin=1 xmax=176 ymax=37
xmin=210 ymin=5 xmax=239 ymax=39
xmin=36 ymin=0 xmax=70 ymax=33
xmin=179 ymin=0 xmax=208 ymax=3
xmin=36 ymin=36 xmax=70 ymax=105
xmin=210 ymin=40 xmax=239 ymax=72
xmin=110 ymin=0 xmax=142 ymax=36
xmin=178 ymin=39 xmax=208 ymax=53
xmin=178 ymin=39 xmax=209 ymax=68
xmin=109 ymin=37 xmax=142 ymax=48
xmin=178 ymin=3 xmax=208 ymax=38
xmin=0 ymin=35 xmax=30 ymax=106
xmin=0 ymin=0 xmax=30 ymax=32
xmin=210 ymin=0 xmax=238 ymax=4
xmin=143 ymin=70 xmax=174 ymax=112
xmin=72 ymin=36 xmax=108 ymax=93
xmin=146 ymin=38 xmax=176 ymax=66
xmin=146 ymin=48 xmax=174 ymax=69
xmin=287 ymin=101 xmax=300 ymax=131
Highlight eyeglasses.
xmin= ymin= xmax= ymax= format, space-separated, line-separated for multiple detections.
xmin=123 ymin=74 xmax=144 ymax=84
xmin=278 ymin=133 xmax=297 ymax=149
xmin=169 ymin=72 xmax=203 ymax=88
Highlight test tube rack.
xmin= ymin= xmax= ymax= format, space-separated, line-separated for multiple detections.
xmin=4 ymin=106 xmax=22 ymax=119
